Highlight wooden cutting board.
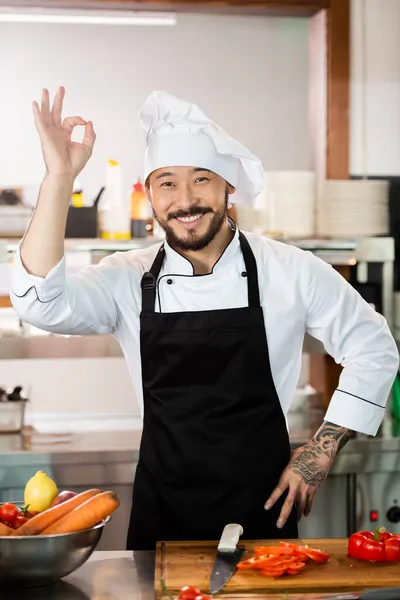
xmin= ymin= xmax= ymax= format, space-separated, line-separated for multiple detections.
xmin=155 ymin=538 xmax=400 ymax=596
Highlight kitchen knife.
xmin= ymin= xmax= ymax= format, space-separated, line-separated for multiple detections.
xmin=209 ymin=523 xmax=245 ymax=594
xmin=360 ymin=589 xmax=400 ymax=600
xmin=316 ymin=588 xmax=400 ymax=600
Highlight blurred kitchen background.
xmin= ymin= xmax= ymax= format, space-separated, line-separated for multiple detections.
xmin=1 ymin=0 xmax=400 ymax=549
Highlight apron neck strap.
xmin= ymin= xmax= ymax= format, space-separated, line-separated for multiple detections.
xmin=238 ymin=231 xmax=261 ymax=308
xmin=141 ymin=232 xmax=261 ymax=312
xmin=141 ymin=245 xmax=165 ymax=312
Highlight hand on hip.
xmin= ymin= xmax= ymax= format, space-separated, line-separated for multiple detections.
xmin=264 ymin=443 xmax=334 ymax=529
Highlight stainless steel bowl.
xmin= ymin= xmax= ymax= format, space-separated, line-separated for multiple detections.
xmin=0 ymin=514 xmax=109 ymax=587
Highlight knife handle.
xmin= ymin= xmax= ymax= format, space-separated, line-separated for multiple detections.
xmin=218 ymin=524 xmax=244 ymax=553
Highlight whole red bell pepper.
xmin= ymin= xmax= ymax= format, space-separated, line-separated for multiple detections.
xmin=348 ymin=526 xmax=400 ymax=562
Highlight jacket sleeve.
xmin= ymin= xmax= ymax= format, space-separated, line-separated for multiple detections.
xmin=10 ymin=245 xmax=120 ymax=335
xmin=302 ymin=251 xmax=399 ymax=436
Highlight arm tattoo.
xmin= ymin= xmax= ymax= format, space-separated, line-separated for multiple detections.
xmin=311 ymin=421 xmax=356 ymax=458
xmin=290 ymin=444 xmax=327 ymax=486
xmin=288 ymin=422 xmax=355 ymax=487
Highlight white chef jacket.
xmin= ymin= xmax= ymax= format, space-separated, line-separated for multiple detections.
xmin=10 ymin=226 xmax=399 ymax=436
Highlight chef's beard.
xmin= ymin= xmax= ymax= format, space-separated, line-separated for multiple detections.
xmin=153 ymin=192 xmax=229 ymax=252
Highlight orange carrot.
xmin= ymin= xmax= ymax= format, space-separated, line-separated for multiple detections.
xmin=0 ymin=522 xmax=13 ymax=536
xmin=40 ymin=490 xmax=119 ymax=535
xmin=13 ymin=489 xmax=101 ymax=536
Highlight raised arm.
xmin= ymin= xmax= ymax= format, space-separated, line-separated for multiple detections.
xmin=11 ymin=87 xmax=117 ymax=335
xmin=21 ymin=86 xmax=95 ymax=276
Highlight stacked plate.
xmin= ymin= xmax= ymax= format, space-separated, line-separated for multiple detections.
xmin=254 ymin=171 xmax=316 ymax=238
xmin=317 ymin=179 xmax=389 ymax=238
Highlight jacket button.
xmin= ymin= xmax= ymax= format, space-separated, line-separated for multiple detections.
xmin=241 ymin=271 xmax=247 ymax=278
xmin=167 ymin=278 xmax=173 ymax=285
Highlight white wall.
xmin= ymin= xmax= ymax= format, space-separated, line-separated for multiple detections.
xmin=1 ymin=357 xmax=140 ymax=432
xmin=0 ymin=13 xmax=310 ymax=427
xmin=350 ymin=0 xmax=400 ymax=176
xmin=0 ymin=13 xmax=310 ymax=204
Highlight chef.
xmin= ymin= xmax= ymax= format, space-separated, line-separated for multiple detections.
xmin=11 ymin=87 xmax=399 ymax=550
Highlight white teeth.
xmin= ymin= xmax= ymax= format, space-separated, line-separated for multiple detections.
xmin=177 ymin=214 xmax=202 ymax=223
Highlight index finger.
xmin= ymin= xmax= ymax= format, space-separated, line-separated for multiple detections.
xmin=264 ymin=478 xmax=288 ymax=511
xmin=61 ymin=116 xmax=88 ymax=134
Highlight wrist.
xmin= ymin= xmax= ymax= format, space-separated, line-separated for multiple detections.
xmin=40 ymin=173 xmax=75 ymax=202
xmin=43 ymin=172 xmax=75 ymax=186
xmin=309 ymin=421 xmax=356 ymax=460
xmin=308 ymin=438 xmax=336 ymax=461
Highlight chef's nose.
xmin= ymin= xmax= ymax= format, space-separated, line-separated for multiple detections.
xmin=175 ymin=182 xmax=196 ymax=209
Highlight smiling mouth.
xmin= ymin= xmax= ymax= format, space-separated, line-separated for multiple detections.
xmin=175 ymin=213 xmax=205 ymax=224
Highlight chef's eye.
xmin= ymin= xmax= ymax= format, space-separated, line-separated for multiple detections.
xmin=160 ymin=181 xmax=175 ymax=187
xmin=195 ymin=176 xmax=209 ymax=183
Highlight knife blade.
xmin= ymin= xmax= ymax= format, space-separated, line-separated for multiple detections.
xmin=360 ymin=589 xmax=400 ymax=600
xmin=304 ymin=587 xmax=400 ymax=600
xmin=209 ymin=523 xmax=245 ymax=594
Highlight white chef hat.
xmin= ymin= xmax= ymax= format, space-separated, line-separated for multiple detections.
xmin=139 ymin=91 xmax=265 ymax=204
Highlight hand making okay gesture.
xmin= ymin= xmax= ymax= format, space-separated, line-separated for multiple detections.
xmin=32 ymin=86 xmax=96 ymax=179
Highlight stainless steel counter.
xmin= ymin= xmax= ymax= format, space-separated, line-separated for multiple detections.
xmin=3 ymin=552 xmax=156 ymax=600
xmin=1 ymin=550 xmax=382 ymax=600
xmin=0 ymin=428 xmax=399 ymax=475
xmin=0 ymin=429 xmax=142 ymax=463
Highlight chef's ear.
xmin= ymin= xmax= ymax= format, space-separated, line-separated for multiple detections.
xmin=145 ymin=177 xmax=152 ymax=201
xmin=226 ymin=183 xmax=235 ymax=209
xmin=226 ymin=182 xmax=236 ymax=195
xmin=226 ymin=183 xmax=236 ymax=211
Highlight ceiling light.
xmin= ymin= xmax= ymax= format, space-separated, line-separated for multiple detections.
xmin=0 ymin=7 xmax=177 ymax=25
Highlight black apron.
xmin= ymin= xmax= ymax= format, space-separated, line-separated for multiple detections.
xmin=127 ymin=230 xmax=298 ymax=550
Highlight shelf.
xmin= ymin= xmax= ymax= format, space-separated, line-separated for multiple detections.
xmin=0 ymin=332 xmax=326 ymax=360
xmin=5 ymin=236 xmax=164 ymax=255
xmin=0 ymin=334 xmax=122 ymax=360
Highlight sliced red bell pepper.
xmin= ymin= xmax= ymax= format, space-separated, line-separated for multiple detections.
xmin=285 ymin=561 xmax=306 ymax=570
xmin=237 ymin=556 xmax=266 ymax=570
xmin=254 ymin=545 xmax=296 ymax=556
xmin=237 ymin=542 xmax=324 ymax=578
xmin=261 ymin=567 xmax=286 ymax=576
xmin=286 ymin=569 xmax=302 ymax=575
xmin=348 ymin=526 xmax=400 ymax=562
xmin=279 ymin=542 xmax=329 ymax=564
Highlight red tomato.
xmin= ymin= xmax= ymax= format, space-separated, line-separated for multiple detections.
xmin=0 ymin=503 xmax=18 ymax=524
xmin=195 ymin=595 xmax=212 ymax=600
xmin=178 ymin=586 xmax=202 ymax=600
xmin=20 ymin=506 xmax=37 ymax=519
xmin=13 ymin=514 xmax=28 ymax=529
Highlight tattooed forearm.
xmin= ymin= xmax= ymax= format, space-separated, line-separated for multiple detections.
xmin=286 ymin=422 xmax=355 ymax=490
xmin=311 ymin=421 xmax=356 ymax=458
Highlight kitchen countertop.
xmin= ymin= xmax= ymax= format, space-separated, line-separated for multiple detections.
xmin=2 ymin=550 xmax=368 ymax=600
xmin=0 ymin=429 xmax=143 ymax=464
xmin=0 ymin=428 xmax=399 ymax=476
